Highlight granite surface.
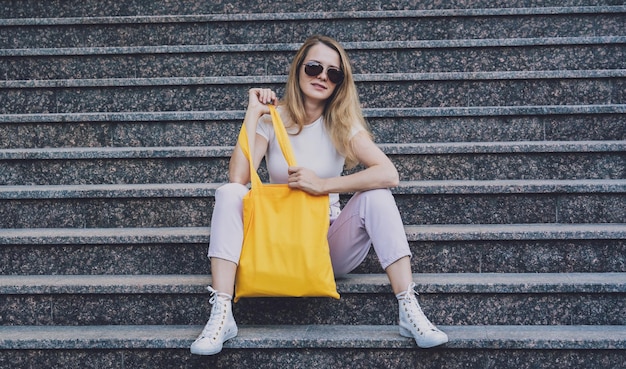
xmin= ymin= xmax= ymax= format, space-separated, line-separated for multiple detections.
xmin=0 ymin=325 xmax=624 ymax=360
xmin=0 ymin=120 xmax=244 ymax=149
xmin=1 ymin=287 xmax=624 ymax=327
xmin=2 ymin=77 xmax=624 ymax=115
xmin=1 ymin=111 xmax=624 ymax=149
xmin=2 ymin=0 xmax=624 ymax=17
xmin=3 ymin=223 xmax=623 ymax=245
xmin=2 ymin=324 xmax=626 ymax=350
xmin=370 ymin=113 xmax=626 ymax=143
xmin=0 ymin=273 xmax=624 ymax=326
xmin=1 ymin=143 xmax=622 ymax=185
xmin=0 ymin=180 xmax=623 ymax=227
xmin=0 ymin=243 xmax=209 ymax=275
xmin=1 ymin=225 xmax=625 ymax=275
xmin=0 ymin=157 xmax=233 ymax=185
xmin=1 ymin=347 xmax=625 ymax=369
xmin=3 ymin=272 xmax=624 ymax=294
xmin=356 ymin=238 xmax=626 ymax=274
xmin=0 ymin=197 xmax=213 ymax=228
xmin=1 ymin=2 xmax=625 ymax=367
xmin=393 ymin=191 xmax=625 ymax=225
xmin=2 ymin=9 xmax=624 ymax=48
xmin=4 ymin=43 xmax=625 ymax=80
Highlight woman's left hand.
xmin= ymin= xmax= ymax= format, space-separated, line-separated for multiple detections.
xmin=287 ymin=167 xmax=327 ymax=195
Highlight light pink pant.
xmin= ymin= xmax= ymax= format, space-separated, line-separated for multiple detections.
xmin=208 ymin=183 xmax=412 ymax=276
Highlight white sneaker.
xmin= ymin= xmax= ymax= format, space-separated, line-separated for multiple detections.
xmin=190 ymin=286 xmax=238 ymax=355
xmin=396 ymin=282 xmax=448 ymax=348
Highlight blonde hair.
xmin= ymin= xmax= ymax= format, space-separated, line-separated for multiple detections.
xmin=281 ymin=35 xmax=371 ymax=168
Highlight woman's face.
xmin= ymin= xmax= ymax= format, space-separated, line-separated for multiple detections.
xmin=298 ymin=43 xmax=342 ymax=104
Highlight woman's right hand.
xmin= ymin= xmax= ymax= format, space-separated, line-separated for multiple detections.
xmin=247 ymin=88 xmax=278 ymax=116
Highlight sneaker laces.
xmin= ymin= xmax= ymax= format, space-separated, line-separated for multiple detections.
xmin=198 ymin=286 xmax=232 ymax=340
xmin=396 ymin=282 xmax=438 ymax=331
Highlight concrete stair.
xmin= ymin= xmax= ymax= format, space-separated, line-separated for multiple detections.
xmin=1 ymin=1 xmax=625 ymax=368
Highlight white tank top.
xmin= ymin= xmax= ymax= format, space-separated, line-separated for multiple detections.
xmin=256 ymin=108 xmax=356 ymax=218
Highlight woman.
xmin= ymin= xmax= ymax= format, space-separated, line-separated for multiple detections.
xmin=191 ymin=35 xmax=448 ymax=355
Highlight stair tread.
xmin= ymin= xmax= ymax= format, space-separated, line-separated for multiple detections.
xmin=404 ymin=222 xmax=626 ymax=240
xmin=0 ymin=179 xmax=624 ymax=199
xmin=3 ymin=36 xmax=626 ymax=59
xmin=3 ymin=69 xmax=625 ymax=88
xmin=1 ymin=104 xmax=624 ymax=123
xmin=1 ymin=324 xmax=624 ymax=350
xmin=4 ymin=6 xmax=625 ymax=26
xmin=1 ymin=223 xmax=624 ymax=244
xmin=1 ymin=272 xmax=624 ymax=294
xmin=1 ymin=140 xmax=623 ymax=159
xmin=0 ymin=1 xmax=624 ymax=367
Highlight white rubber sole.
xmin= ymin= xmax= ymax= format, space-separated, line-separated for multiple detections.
xmin=399 ymin=325 xmax=449 ymax=348
xmin=190 ymin=327 xmax=238 ymax=355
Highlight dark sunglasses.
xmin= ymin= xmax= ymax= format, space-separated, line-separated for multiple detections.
xmin=303 ymin=61 xmax=344 ymax=84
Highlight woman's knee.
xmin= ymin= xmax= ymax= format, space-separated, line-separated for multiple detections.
xmin=215 ymin=183 xmax=248 ymax=203
xmin=358 ymin=188 xmax=395 ymax=207
xmin=354 ymin=189 xmax=404 ymax=222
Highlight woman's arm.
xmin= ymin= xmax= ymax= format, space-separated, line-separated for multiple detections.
xmin=287 ymin=130 xmax=399 ymax=195
xmin=229 ymin=133 xmax=269 ymax=185
xmin=228 ymin=88 xmax=277 ymax=185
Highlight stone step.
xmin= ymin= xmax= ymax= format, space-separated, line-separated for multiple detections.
xmin=1 ymin=273 xmax=624 ymax=326
xmin=1 ymin=224 xmax=625 ymax=275
xmin=3 ymin=37 xmax=624 ymax=80
xmin=2 ymin=324 xmax=624 ymax=350
xmin=0 ymin=146 xmax=236 ymax=185
xmin=0 ymin=180 xmax=623 ymax=228
xmin=4 ymin=223 xmax=624 ymax=245
xmin=1 ymin=141 xmax=623 ymax=185
xmin=2 ymin=70 xmax=624 ymax=114
xmin=2 ymin=0 xmax=619 ymax=17
xmin=392 ymin=180 xmax=625 ymax=225
xmin=1 ymin=105 xmax=623 ymax=148
xmin=1 ymin=324 xmax=624 ymax=368
xmin=1 ymin=1 xmax=623 ymax=367
xmin=2 ymin=7 xmax=624 ymax=48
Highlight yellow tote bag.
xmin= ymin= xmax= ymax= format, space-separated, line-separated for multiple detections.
xmin=234 ymin=105 xmax=340 ymax=302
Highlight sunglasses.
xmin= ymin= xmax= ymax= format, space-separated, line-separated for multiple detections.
xmin=303 ymin=61 xmax=344 ymax=84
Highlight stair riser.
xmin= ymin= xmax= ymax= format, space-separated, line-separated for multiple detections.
xmin=3 ymin=240 xmax=624 ymax=275
xmin=0 ymin=193 xmax=623 ymax=228
xmin=2 ymin=152 xmax=623 ymax=185
xmin=3 ymin=14 xmax=624 ymax=49
xmin=1 ymin=0 xmax=617 ymax=17
xmin=1 ymin=0 xmax=624 ymax=365
xmin=4 ymin=44 xmax=625 ymax=80
xmin=0 ymin=348 xmax=626 ymax=369
xmin=2 ymin=78 xmax=624 ymax=113
xmin=1 ymin=348 xmax=625 ymax=369
xmin=1 ymin=292 xmax=623 ymax=326
xmin=0 ymin=158 xmax=234 ymax=185
xmin=378 ymin=115 xmax=626 ymax=143
xmin=2 ymin=115 xmax=624 ymax=149
xmin=0 ymin=243 xmax=208 ymax=275
xmin=394 ymin=193 xmax=626 ymax=225
xmin=357 ymin=152 xmax=626 ymax=181
xmin=0 ymin=120 xmax=243 ymax=149
xmin=361 ymin=79 xmax=625 ymax=110
xmin=0 ymin=198 xmax=214 ymax=228
xmin=358 ymin=239 xmax=626 ymax=274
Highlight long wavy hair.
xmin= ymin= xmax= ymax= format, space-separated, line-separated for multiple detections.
xmin=281 ymin=35 xmax=371 ymax=168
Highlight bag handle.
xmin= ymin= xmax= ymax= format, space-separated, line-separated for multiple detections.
xmin=237 ymin=105 xmax=297 ymax=189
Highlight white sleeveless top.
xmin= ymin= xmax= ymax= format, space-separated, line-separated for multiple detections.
xmin=256 ymin=108 xmax=360 ymax=219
